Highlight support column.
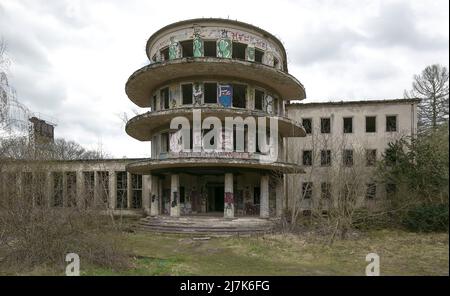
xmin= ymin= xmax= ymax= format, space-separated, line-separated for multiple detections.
xmin=93 ymin=171 xmax=99 ymax=207
xmin=275 ymin=179 xmax=283 ymax=217
xmin=170 ymin=174 xmax=180 ymax=217
xmin=62 ymin=172 xmax=68 ymax=207
xmin=108 ymin=171 xmax=117 ymax=210
xmin=158 ymin=177 xmax=163 ymax=215
xmin=150 ymin=175 xmax=160 ymax=216
xmin=142 ymin=175 xmax=151 ymax=215
xmin=224 ymin=173 xmax=234 ymax=218
xmin=76 ymin=171 xmax=84 ymax=209
xmin=127 ymin=172 xmax=132 ymax=209
xmin=260 ymin=174 xmax=269 ymax=218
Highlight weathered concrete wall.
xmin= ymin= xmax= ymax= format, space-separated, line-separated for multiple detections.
xmin=284 ymin=100 xmax=418 ymax=210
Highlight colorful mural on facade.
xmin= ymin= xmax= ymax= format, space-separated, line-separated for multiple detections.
xmin=168 ymin=37 xmax=181 ymax=60
xmin=217 ymin=30 xmax=232 ymax=58
xmin=193 ymin=83 xmax=203 ymax=105
xmin=246 ymin=45 xmax=255 ymax=62
xmin=193 ymin=32 xmax=203 ymax=57
xmin=218 ymin=84 xmax=232 ymax=107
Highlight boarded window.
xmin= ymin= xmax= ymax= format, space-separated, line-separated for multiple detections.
xmin=254 ymin=89 xmax=264 ymax=110
xmin=302 ymin=118 xmax=312 ymax=134
xmin=343 ymin=117 xmax=353 ymax=133
xmin=343 ymin=149 xmax=353 ymax=166
xmin=366 ymin=149 xmax=377 ymax=166
xmin=232 ymin=84 xmax=246 ymax=108
xmin=386 ymin=116 xmax=397 ymax=132
xmin=321 ymin=118 xmax=331 ymax=133
xmin=366 ymin=116 xmax=376 ymax=132
xmin=204 ymin=83 xmax=217 ymax=103
xmin=321 ymin=150 xmax=331 ymax=166
xmin=255 ymin=49 xmax=264 ymax=63
xmin=182 ymin=84 xmax=193 ymax=105
xmin=302 ymin=150 xmax=312 ymax=166
xmin=160 ymin=87 xmax=169 ymax=109
xmin=204 ymin=41 xmax=216 ymax=57
xmin=180 ymin=40 xmax=193 ymax=57
xmin=321 ymin=183 xmax=331 ymax=199
xmin=366 ymin=183 xmax=376 ymax=199
xmin=232 ymin=42 xmax=247 ymax=60
xmin=302 ymin=182 xmax=313 ymax=199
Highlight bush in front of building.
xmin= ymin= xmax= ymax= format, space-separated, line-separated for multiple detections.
xmin=401 ymin=203 xmax=449 ymax=232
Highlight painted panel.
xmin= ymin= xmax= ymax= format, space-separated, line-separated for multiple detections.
xmin=217 ymin=31 xmax=232 ymax=58
xmin=193 ymin=83 xmax=203 ymax=105
xmin=219 ymin=84 xmax=232 ymax=107
xmin=193 ymin=33 xmax=203 ymax=57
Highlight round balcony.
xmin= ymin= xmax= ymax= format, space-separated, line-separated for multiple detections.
xmin=125 ymin=106 xmax=305 ymax=141
xmin=126 ymin=157 xmax=304 ymax=175
xmin=125 ymin=57 xmax=306 ymax=107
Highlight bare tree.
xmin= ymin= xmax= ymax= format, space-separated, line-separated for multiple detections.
xmin=404 ymin=64 xmax=449 ymax=130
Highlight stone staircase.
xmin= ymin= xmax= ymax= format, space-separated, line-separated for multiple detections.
xmin=137 ymin=215 xmax=275 ymax=235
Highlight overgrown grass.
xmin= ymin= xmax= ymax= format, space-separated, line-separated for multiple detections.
xmin=1 ymin=229 xmax=448 ymax=275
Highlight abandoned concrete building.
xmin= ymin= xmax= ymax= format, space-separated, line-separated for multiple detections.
xmin=1 ymin=19 xmax=419 ymax=227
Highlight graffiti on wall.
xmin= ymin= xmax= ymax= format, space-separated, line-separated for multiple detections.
xmin=169 ymin=37 xmax=181 ymax=60
xmin=193 ymin=30 xmax=203 ymax=57
xmin=193 ymin=83 xmax=203 ymax=105
xmin=224 ymin=192 xmax=234 ymax=210
xmin=265 ymin=94 xmax=273 ymax=114
xmin=218 ymin=84 xmax=232 ymax=107
xmin=217 ymin=30 xmax=232 ymax=58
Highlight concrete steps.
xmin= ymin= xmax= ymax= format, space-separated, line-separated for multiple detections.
xmin=137 ymin=215 xmax=274 ymax=235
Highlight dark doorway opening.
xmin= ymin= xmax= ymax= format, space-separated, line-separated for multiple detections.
xmin=214 ymin=186 xmax=224 ymax=212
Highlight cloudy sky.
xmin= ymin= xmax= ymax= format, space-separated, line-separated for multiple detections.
xmin=0 ymin=0 xmax=448 ymax=157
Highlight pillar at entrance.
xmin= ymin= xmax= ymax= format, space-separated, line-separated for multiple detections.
xmin=150 ymin=175 xmax=160 ymax=216
xmin=170 ymin=174 xmax=180 ymax=217
xmin=275 ymin=179 xmax=283 ymax=217
xmin=76 ymin=171 xmax=84 ymax=208
xmin=224 ymin=173 xmax=234 ymax=218
xmin=260 ymin=174 xmax=269 ymax=218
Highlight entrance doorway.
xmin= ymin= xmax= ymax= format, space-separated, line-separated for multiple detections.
xmin=207 ymin=184 xmax=224 ymax=212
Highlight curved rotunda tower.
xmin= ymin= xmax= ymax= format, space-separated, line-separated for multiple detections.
xmin=125 ymin=18 xmax=306 ymax=219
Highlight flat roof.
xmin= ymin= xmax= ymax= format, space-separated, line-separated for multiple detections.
xmin=286 ymin=98 xmax=420 ymax=108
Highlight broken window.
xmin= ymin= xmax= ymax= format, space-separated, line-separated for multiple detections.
xmin=131 ymin=174 xmax=142 ymax=209
xmin=302 ymin=118 xmax=312 ymax=134
xmin=180 ymin=40 xmax=193 ymax=57
xmin=302 ymin=182 xmax=313 ymax=199
xmin=384 ymin=146 xmax=397 ymax=166
xmin=366 ymin=149 xmax=377 ymax=166
xmin=273 ymin=57 xmax=279 ymax=69
xmin=386 ymin=115 xmax=397 ymax=132
xmin=204 ymin=41 xmax=217 ymax=57
xmin=253 ymin=187 xmax=260 ymax=205
xmin=321 ymin=118 xmax=331 ymax=133
xmin=116 ymin=171 xmax=127 ymax=209
xmin=321 ymin=150 xmax=331 ymax=166
xmin=52 ymin=172 xmax=63 ymax=207
xmin=182 ymin=84 xmax=193 ymax=105
xmin=160 ymin=47 xmax=169 ymax=61
xmin=254 ymin=89 xmax=264 ymax=110
xmin=152 ymin=95 xmax=157 ymax=111
xmin=302 ymin=150 xmax=312 ymax=166
xmin=232 ymin=84 xmax=246 ymax=108
xmin=160 ymin=87 xmax=169 ymax=109
xmin=97 ymin=171 xmax=109 ymax=205
xmin=204 ymin=83 xmax=217 ymax=103
xmin=343 ymin=149 xmax=353 ymax=166
xmin=66 ymin=172 xmax=77 ymax=207
xmin=321 ymin=183 xmax=331 ymax=199
xmin=255 ymin=49 xmax=264 ymax=63
xmin=160 ymin=132 xmax=169 ymax=153
xmin=343 ymin=117 xmax=353 ymax=133
xmin=366 ymin=116 xmax=376 ymax=132
xmin=366 ymin=183 xmax=376 ymax=199
xmin=386 ymin=183 xmax=397 ymax=198
xmin=232 ymin=42 xmax=247 ymax=60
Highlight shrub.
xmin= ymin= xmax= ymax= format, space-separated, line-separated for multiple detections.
xmin=402 ymin=204 xmax=449 ymax=232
